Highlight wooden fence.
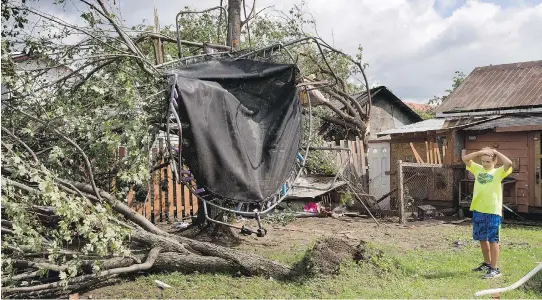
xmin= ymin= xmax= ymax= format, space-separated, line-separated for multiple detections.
xmin=125 ymin=147 xmax=198 ymax=223
xmin=325 ymin=137 xmax=366 ymax=177
xmin=122 ymin=137 xmax=366 ymax=222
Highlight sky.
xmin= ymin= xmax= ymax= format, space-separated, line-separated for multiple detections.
xmin=41 ymin=0 xmax=542 ymax=103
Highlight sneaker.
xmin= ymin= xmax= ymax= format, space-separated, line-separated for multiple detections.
xmin=472 ymin=262 xmax=491 ymax=272
xmin=483 ymin=268 xmax=502 ymax=279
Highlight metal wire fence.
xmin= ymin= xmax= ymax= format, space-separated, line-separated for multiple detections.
xmin=393 ymin=161 xmax=464 ymax=223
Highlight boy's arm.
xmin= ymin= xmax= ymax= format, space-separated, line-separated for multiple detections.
xmin=462 ymin=149 xmax=488 ymax=167
xmin=494 ymin=150 xmax=513 ymax=172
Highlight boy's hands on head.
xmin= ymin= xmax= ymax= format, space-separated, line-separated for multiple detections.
xmin=480 ymin=147 xmax=496 ymax=158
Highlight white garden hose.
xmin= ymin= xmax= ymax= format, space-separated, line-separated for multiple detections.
xmin=474 ymin=262 xmax=542 ymax=297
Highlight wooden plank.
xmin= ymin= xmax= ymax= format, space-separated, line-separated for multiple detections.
xmin=397 ymin=160 xmax=405 ymax=224
xmin=159 ymin=157 xmax=165 ymax=222
xmin=127 ymin=185 xmax=134 ymax=207
xmin=496 ymin=125 xmax=542 ymax=133
xmin=425 ymin=141 xmax=431 ymax=164
xmin=167 ymin=165 xmax=175 ymax=220
xmin=433 ymin=142 xmax=438 ymax=164
xmin=429 ymin=141 xmax=434 ymax=164
xmin=340 ymin=140 xmax=347 ymax=170
xmin=350 ymin=140 xmax=359 ymax=176
xmin=436 ymin=145 xmax=442 ymax=165
xmin=175 ymin=179 xmax=182 ymax=219
xmin=469 ymin=132 xmax=527 ymax=143
xmin=466 ymin=141 xmax=528 ymax=150
xmin=464 ymin=148 xmax=529 ymax=159
xmin=409 ymin=142 xmax=424 ymax=163
xmin=153 ymin=5 xmax=163 ymax=65
xmin=442 ymin=144 xmax=447 ymax=159
xmin=533 ymin=132 xmax=541 ymax=207
xmin=152 ymin=169 xmax=159 ymax=222
xmin=356 ymin=137 xmax=366 ymax=175
xmin=183 ymin=166 xmax=191 ymax=216
xmin=192 ymin=184 xmax=198 ymax=215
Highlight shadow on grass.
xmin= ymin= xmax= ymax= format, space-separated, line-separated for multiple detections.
xmin=420 ymin=270 xmax=471 ymax=279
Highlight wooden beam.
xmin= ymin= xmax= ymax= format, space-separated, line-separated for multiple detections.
xmin=153 ymin=5 xmax=164 ymax=65
xmin=496 ymin=125 xmax=542 ymax=133
xmin=425 ymin=141 xmax=429 ymax=163
xmin=409 ymin=142 xmax=424 ymax=164
xmin=429 ymin=141 xmax=434 ymax=164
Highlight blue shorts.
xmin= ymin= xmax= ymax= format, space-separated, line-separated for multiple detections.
xmin=472 ymin=211 xmax=501 ymax=243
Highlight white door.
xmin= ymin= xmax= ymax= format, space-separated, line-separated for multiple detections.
xmin=368 ymin=142 xmax=391 ymax=207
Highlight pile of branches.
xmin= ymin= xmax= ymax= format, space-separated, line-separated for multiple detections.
xmin=1 ymin=160 xmax=296 ymax=298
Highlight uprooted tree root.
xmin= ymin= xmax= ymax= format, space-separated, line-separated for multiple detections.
xmin=294 ymin=237 xmax=383 ymax=276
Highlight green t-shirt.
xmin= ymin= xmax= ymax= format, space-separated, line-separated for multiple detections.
xmin=466 ymin=161 xmax=512 ymax=216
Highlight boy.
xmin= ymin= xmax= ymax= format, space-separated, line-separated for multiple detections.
xmin=462 ymin=147 xmax=513 ymax=279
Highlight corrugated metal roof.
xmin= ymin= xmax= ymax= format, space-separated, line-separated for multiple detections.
xmin=464 ymin=115 xmax=542 ymax=130
xmin=287 ymin=176 xmax=346 ymax=199
xmin=376 ymin=118 xmax=445 ymax=136
xmin=436 ymin=60 xmax=542 ymax=114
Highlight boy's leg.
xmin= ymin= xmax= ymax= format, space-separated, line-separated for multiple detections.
xmin=489 ymin=242 xmax=499 ymax=268
xmin=473 ymin=211 xmax=491 ymax=264
xmin=488 ymin=218 xmax=501 ymax=269
xmin=480 ymin=241 xmax=491 ymax=264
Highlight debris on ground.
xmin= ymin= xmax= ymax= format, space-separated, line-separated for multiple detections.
xmin=417 ymin=205 xmax=436 ymax=220
xmin=298 ymin=237 xmax=382 ymax=275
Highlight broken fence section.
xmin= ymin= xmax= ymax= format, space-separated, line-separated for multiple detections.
xmin=325 ymin=137 xmax=367 ymax=179
xmin=126 ymin=147 xmax=199 ymax=224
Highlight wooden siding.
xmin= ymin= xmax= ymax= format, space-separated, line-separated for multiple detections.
xmin=464 ymin=131 xmax=531 ymax=212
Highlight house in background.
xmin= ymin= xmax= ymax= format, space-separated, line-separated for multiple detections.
xmin=298 ymin=85 xmax=422 ymax=206
xmin=377 ymin=60 xmax=542 ymax=214
xmin=356 ymin=86 xmax=423 ymax=202
xmin=406 ymin=102 xmax=433 ymax=113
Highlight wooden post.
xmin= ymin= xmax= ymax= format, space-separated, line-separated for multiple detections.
xmin=153 ymin=5 xmax=163 ymax=65
xmin=397 ymin=160 xmax=405 ymax=224
xmin=425 ymin=140 xmax=431 ymax=164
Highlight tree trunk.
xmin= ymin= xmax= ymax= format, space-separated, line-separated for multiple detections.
xmin=227 ymin=0 xmax=242 ymax=50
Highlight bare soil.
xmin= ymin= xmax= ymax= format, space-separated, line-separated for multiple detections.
xmin=223 ymin=216 xmax=469 ymax=254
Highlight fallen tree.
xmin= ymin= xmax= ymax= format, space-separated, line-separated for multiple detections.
xmin=1 ymin=0 xmax=372 ymax=298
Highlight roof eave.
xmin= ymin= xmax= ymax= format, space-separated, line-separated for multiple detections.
xmin=437 ymin=106 xmax=542 ymax=118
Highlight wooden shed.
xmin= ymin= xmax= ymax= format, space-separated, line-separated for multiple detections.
xmin=378 ymin=60 xmax=542 ymax=214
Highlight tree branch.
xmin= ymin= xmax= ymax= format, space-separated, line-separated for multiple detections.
xmin=134 ymin=33 xmax=232 ymax=51
xmin=3 ymin=247 xmax=161 ymax=295
xmin=318 ymin=113 xmax=360 ymax=132
xmin=79 ymin=0 xmax=158 ymax=76
xmin=331 ymin=86 xmax=368 ymax=122
xmin=72 ymin=58 xmax=117 ymax=91
xmin=1 ymin=127 xmax=39 ymax=163
xmin=320 ymin=86 xmax=358 ymax=117
xmin=240 ymin=0 xmax=256 ymax=26
xmin=5 ymin=106 xmax=103 ymax=202
xmin=12 ymin=260 xmax=68 ymax=272
xmin=1 ymin=271 xmax=40 ymax=283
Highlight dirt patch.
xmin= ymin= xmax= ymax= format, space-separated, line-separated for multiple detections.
xmin=295 ymin=237 xmax=381 ymax=276
xmin=302 ymin=237 xmax=358 ymax=275
xmin=230 ymin=216 xmax=469 ymax=257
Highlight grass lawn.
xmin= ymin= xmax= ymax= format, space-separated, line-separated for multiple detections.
xmin=86 ymin=223 xmax=542 ymax=299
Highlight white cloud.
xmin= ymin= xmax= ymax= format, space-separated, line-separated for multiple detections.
xmin=298 ymin=0 xmax=542 ymax=102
